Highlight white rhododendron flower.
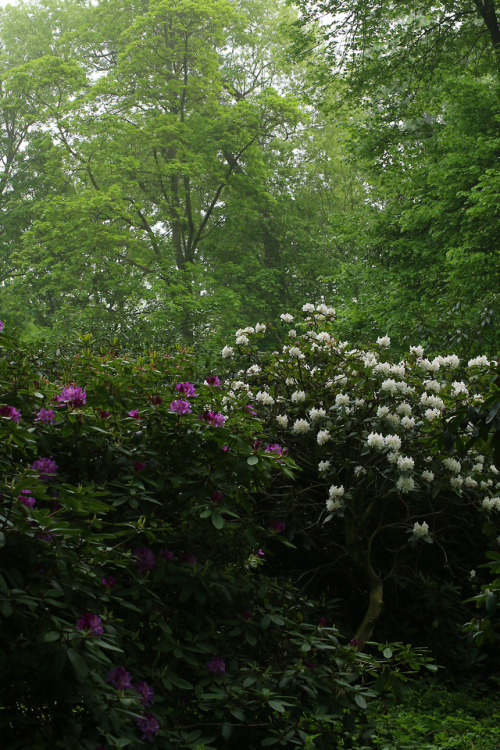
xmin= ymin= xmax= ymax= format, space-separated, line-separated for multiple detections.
xmin=326 ymin=498 xmax=342 ymax=512
xmin=255 ymin=391 xmax=275 ymax=405
xmin=422 ymin=470 xmax=435 ymax=482
xmin=482 ymin=497 xmax=500 ymax=511
xmin=366 ymin=432 xmax=385 ymax=450
xmin=246 ymin=365 xmax=261 ymax=375
xmin=377 ymin=406 xmax=390 ymax=418
xmin=255 ymin=323 xmax=266 ymax=333
xmin=335 ymin=393 xmax=350 ymax=406
xmin=288 ymin=347 xmax=305 ymax=359
xmin=413 ymin=521 xmax=430 ymax=538
xmin=401 ymin=416 xmax=416 ymax=430
xmin=292 ymin=418 xmax=310 ymax=434
xmin=424 ymin=408 xmax=441 ymax=421
xmin=443 ymin=457 xmax=461 ymax=473
xmin=410 ymin=345 xmax=425 ymax=357
xmin=384 ymin=434 xmax=402 ymax=451
xmin=468 ymin=356 xmax=490 ymax=367
xmin=221 ymin=346 xmax=234 ymax=358
xmin=318 ymin=460 xmax=330 ymax=472
xmin=309 ymin=407 xmax=327 ymax=420
xmin=376 ymin=335 xmax=391 ymax=347
xmin=276 ymin=414 xmax=288 ymax=428
xmin=397 ymin=476 xmax=415 ymax=493
xmin=452 ymin=381 xmax=468 ymax=396
xmin=280 ymin=313 xmax=294 ymax=323
xmin=302 ymin=303 xmax=315 ymax=312
xmin=291 ymin=390 xmax=306 ymax=403
xmin=317 ymin=429 xmax=331 ymax=445
xmin=329 ymin=485 xmax=345 ymax=499
xmin=396 ymin=402 xmax=412 ymax=416
xmin=397 ymin=455 xmax=414 ymax=471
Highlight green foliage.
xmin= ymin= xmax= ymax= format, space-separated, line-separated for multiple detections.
xmin=363 ymin=680 xmax=500 ymax=750
xmin=0 ymin=322 xmax=425 ymax=749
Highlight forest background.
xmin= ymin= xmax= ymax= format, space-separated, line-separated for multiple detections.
xmin=1 ymin=0 xmax=498 ymax=358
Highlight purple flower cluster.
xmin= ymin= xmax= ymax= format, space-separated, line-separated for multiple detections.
xmin=18 ymin=490 xmax=36 ymax=509
xmin=107 ymin=666 xmax=133 ymax=690
xmin=269 ymin=520 xmax=286 ymax=533
xmin=55 ymin=385 xmax=87 ymax=408
xmin=134 ymin=680 xmax=154 ymax=707
xmin=0 ymin=405 xmax=21 ymax=422
xmin=175 ymin=381 xmax=197 ymax=398
xmin=159 ymin=548 xmax=174 ymax=561
xmin=107 ymin=668 xmax=157 ymax=739
xmin=170 ymin=399 xmax=192 ymax=414
xmin=265 ymin=443 xmax=285 ymax=456
xmin=35 ymin=408 xmax=55 ymax=425
xmin=134 ymin=547 xmax=156 ymax=573
xmin=128 ymin=409 xmax=140 ymax=419
xmin=101 ymin=576 xmax=116 ymax=590
xmin=0 ymin=320 xmax=3 ymax=332
xmin=206 ymin=656 xmax=226 ymax=674
xmin=205 ymin=375 xmax=221 ymax=387
xmin=201 ymin=410 xmax=226 ymax=428
xmin=136 ymin=713 xmax=160 ymax=742
xmin=76 ymin=613 xmax=104 ymax=637
xmin=31 ymin=457 xmax=58 ymax=481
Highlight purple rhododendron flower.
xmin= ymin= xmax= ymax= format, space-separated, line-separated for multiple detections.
xmin=201 ymin=410 xmax=226 ymax=428
xmin=136 ymin=713 xmax=160 ymax=742
xmin=107 ymin=666 xmax=133 ymax=690
xmin=101 ymin=576 xmax=116 ymax=590
xmin=31 ymin=457 xmax=58 ymax=481
xmin=170 ymin=399 xmax=192 ymax=414
xmin=205 ymin=375 xmax=221 ymax=387
xmin=245 ymin=404 xmax=257 ymax=416
xmin=134 ymin=460 xmax=146 ymax=472
xmin=35 ymin=408 xmax=55 ymax=424
xmin=0 ymin=320 xmax=3 ymax=331
xmin=175 ymin=382 xmax=197 ymax=398
xmin=134 ymin=547 xmax=156 ymax=573
xmin=159 ymin=548 xmax=174 ymax=561
xmin=18 ymin=490 xmax=36 ymax=508
xmin=98 ymin=410 xmax=110 ymax=419
xmin=128 ymin=409 xmax=140 ymax=419
xmin=242 ymin=610 xmax=251 ymax=621
xmin=0 ymin=405 xmax=21 ymax=422
xmin=211 ymin=490 xmax=223 ymax=503
xmin=318 ymin=617 xmax=327 ymax=627
xmin=148 ymin=394 xmax=163 ymax=406
xmin=134 ymin=680 xmax=154 ymax=707
xmin=269 ymin=520 xmax=286 ymax=533
xmin=76 ymin=613 xmax=104 ymax=637
xmin=56 ymin=385 xmax=87 ymax=408
xmin=206 ymin=656 xmax=226 ymax=674
xmin=265 ymin=443 xmax=283 ymax=456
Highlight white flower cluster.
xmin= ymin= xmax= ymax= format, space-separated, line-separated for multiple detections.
xmin=483 ymin=497 xmax=500 ymax=511
xmin=413 ymin=521 xmax=430 ymax=538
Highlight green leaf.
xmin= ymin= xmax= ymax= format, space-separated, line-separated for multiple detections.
xmin=247 ymin=455 xmax=259 ymax=466
xmin=382 ymin=647 xmax=393 ymax=659
xmin=268 ymin=699 xmax=285 ymax=713
xmin=354 ymin=694 xmax=367 ymax=709
xmin=211 ymin=511 xmax=224 ymax=529
xmin=67 ymin=648 xmax=88 ymax=681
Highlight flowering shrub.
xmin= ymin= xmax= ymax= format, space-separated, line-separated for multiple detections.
xmin=220 ymin=304 xmax=500 ymax=656
xmin=0 ymin=325 xmax=429 ymax=749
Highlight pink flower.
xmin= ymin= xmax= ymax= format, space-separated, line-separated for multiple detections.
xmin=205 ymin=375 xmax=221 ymax=387
xmin=0 ymin=320 xmax=3 ymax=331
xmin=101 ymin=576 xmax=116 ymax=590
xmin=107 ymin=666 xmax=132 ymax=689
xmin=76 ymin=613 xmax=104 ymax=637
xmin=201 ymin=410 xmax=226 ymax=427
xmin=269 ymin=520 xmax=286 ymax=533
xmin=206 ymin=656 xmax=225 ymax=674
xmin=134 ymin=680 xmax=154 ymax=707
xmin=170 ymin=399 xmax=192 ymax=415
xmin=0 ymin=405 xmax=21 ymax=422
xmin=134 ymin=547 xmax=156 ymax=573
xmin=136 ymin=713 xmax=159 ymax=742
xmin=56 ymin=385 xmax=86 ymax=408
xmin=175 ymin=382 xmax=197 ymax=398
xmin=31 ymin=457 xmax=58 ymax=481
xmin=18 ymin=490 xmax=36 ymax=508
xmin=35 ymin=408 xmax=55 ymax=424
xmin=128 ymin=409 xmax=140 ymax=419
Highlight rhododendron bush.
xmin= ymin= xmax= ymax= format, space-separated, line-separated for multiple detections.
xmin=221 ymin=306 xmax=500 ymax=654
xmin=0 ymin=325 xmax=433 ymax=750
